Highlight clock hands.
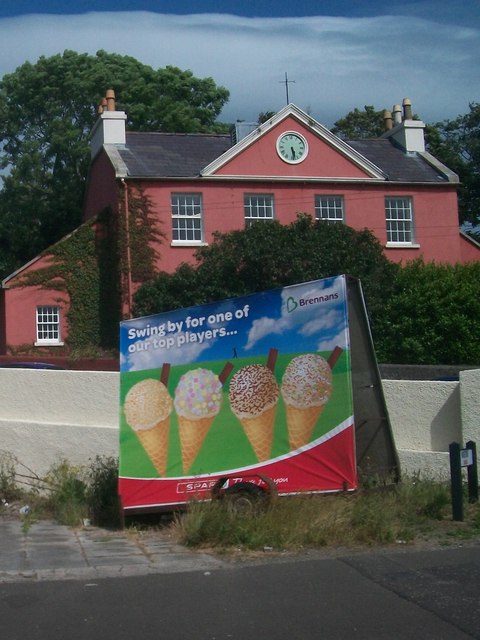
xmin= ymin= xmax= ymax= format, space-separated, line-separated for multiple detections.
xmin=277 ymin=132 xmax=307 ymax=163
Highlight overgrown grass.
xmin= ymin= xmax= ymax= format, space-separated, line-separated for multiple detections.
xmin=0 ymin=453 xmax=121 ymax=529
xmin=2 ymin=452 xmax=479 ymax=551
xmin=174 ymin=479 xmax=479 ymax=552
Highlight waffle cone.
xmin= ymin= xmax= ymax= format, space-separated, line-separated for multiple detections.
xmin=178 ymin=416 xmax=214 ymax=473
xmin=285 ymin=404 xmax=324 ymax=450
xmin=240 ymin=404 xmax=277 ymax=462
xmin=136 ymin=418 xmax=170 ymax=476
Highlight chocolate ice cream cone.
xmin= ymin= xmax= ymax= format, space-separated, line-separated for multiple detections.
xmin=239 ymin=404 xmax=276 ymax=462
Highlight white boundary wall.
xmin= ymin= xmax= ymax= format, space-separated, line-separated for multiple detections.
xmin=0 ymin=369 xmax=478 ymax=480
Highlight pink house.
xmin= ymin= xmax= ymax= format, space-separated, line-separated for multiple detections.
xmin=1 ymin=97 xmax=478 ymax=356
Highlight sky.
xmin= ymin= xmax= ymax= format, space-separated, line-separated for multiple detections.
xmin=0 ymin=1 xmax=479 ymax=126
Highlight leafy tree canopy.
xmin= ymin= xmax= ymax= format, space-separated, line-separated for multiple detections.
xmin=375 ymin=259 xmax=480 ymax=365
xmin=333 ymin=102 xmax=480 ymax=226
xmin=331 ymin=105 xmax=386 ymax=139
xmin=0 ymin=50 xmax=230 ymax=277
xmin=133 ymin=220 xmax=480 ymax=366
xmin=427 ymin=102 xmax=480 ymax=226
xmin=133 ymin=214 xmax=398 ymax=338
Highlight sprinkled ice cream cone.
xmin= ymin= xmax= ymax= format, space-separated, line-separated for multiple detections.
xmin=284 ymin=403 xmax=324 ymax=451
xmin=281 ymin=353 xmax=334 ymax=451
xmin=174 ymin=364 xmax=232 ymax=474
xmin=176 ymin=415 xmax=214 ymax=474
xmin=229 ymin=362 xmax=279 ymax=462
xmin=123 ymin=377 xmax=173 ymax=476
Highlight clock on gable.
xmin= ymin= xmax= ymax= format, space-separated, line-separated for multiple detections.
xmin=276 ymin=131 xmax=308 ymax=164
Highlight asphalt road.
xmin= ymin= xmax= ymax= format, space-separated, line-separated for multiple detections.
xmin=1 ymin=546 xmax=479 ymax=640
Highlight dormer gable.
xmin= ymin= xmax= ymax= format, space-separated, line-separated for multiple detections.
xmin=201 ymin=104 xmax=387 ymax=181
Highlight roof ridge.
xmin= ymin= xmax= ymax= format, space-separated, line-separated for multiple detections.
xmin=126 ymin=131 xmax=230 ymax=138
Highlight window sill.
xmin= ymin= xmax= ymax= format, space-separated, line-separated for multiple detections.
xmin=171 ymin=241 xmax=208 ymax=247
xmin=35 ymin=341 xmax=65 ymax=347
xmin=385 ymin=242 xmax=420 ymax=249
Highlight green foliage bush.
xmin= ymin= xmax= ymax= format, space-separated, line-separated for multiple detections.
xmin=86 ymin=456 xmax=122 ymax=529
xmin=36 ymin=457 xmax=120 ymax=528
xmin=133 ymin=215 xmax=398 ymax=328
xmin=375 ymin=260 xmax=480 ymax=364
xmin=134 ymin=219 xmax=480 ymax=366
xmin=44 ymin=460 xmax=89 ymax=527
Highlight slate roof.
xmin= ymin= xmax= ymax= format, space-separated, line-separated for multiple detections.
xmin=347 ymin=139 xmax=449 ymax=183
xmin=111 ymin=131 xmax=451 ymax=183
xmin=117 ymin=132 xmax=231 ymax=177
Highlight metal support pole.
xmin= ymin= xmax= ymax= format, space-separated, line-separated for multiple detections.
xmin=466 ymin=440 xmax=479 ymax=503
xmin=449 ymin=442 xmax=463 ymax=521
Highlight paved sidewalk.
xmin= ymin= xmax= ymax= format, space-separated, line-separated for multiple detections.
xmin=0 ymin=517 xmax=227 ymax=582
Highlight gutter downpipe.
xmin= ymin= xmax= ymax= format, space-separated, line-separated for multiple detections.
xmin=121 ymin=178 xmax=133 ymax=318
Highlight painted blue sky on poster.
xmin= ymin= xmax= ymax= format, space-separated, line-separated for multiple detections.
xmin=120 ymin=277 xmax=349 ymax=372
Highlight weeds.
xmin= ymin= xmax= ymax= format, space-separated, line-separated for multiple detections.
xmin=174 ymin=478 xmax=478 ymax=552
xmin=0 ymin=452 xmax=22 ymax=502
xmin=43 ymin=460 xmax=90 ymax=527
xmin=0 ymin=453 xmax=121 ymax=529
xmin=86 ymin=456 xmax=122 ymax=529
xmin=2 ymin=452 xmax=479 ymax=552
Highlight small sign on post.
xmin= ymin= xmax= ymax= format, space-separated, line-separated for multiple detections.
xmin=449 ymin=440 xmax=478 ymax=521
xmin=460 ymin=448 xmax=473 ymax=467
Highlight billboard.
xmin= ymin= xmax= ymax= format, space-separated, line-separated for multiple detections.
xmin=119 ymin=275 xmax=357 ymax=510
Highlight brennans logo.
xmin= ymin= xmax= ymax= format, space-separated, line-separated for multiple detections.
xmin=286 ymin=292 xmax=339 ymax=313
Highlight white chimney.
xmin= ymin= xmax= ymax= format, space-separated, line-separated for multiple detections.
xmin=382 ymin=98 xmax=425 ymax=153
xmin=90 ymin=89 xmax=127 ymax=158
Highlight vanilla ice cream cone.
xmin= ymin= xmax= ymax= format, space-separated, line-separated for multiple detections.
xmin=136 ymin=418 xmax=170 ymax=476
xmin=178 ymin=415 xmax=214 ymax=473
xmin=239 ymin=404 xmax=276 ymax=462
xmin=123 ymin=378 xmax=173 ymax=476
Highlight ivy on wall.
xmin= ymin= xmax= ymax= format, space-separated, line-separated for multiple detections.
xmin=10 ymin=182 xmax=161 ymax=356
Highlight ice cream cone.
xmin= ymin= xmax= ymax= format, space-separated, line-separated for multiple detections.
xmin=285 ymin=403 xmax=324 ymax=450
xmin=178 ymin=415 xmax=214 ymax=473
xmin=281 ymin=353 xmax=335 ymax=451
xmin=123 ymin=377 xmax=173 ymax=477
xmin=229 ymin=362 xmax=279 ymax=463
xmin=239 ymin=404 xmax=276 ymax=462
xmin=136 ymin=417 xmax=170 ymax=476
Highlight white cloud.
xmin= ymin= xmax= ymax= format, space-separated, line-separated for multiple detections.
xmin=245 ymin=278 xmax=345 ymax=351
xmin=125 ymin=330 xmax=211 ymax=371
xmin=0 ymin=11 xmax=478 ymax=126
xmin=317 ymin=328 xmax=349 ymax=353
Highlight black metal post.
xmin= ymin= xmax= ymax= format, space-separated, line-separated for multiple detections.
xmin=449 ymin=442 xmax=464 ymax=521
xmin=466 ymin=440 xmax=479 ymax=503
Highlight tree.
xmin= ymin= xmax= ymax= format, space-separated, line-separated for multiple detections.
xmin=427 ymin=103 xmax=480 ymax=226
xmin=333 ymin=102 xmax=480 ymax=226
xmin=258 ymin=111 xmax=276 ymax=124
xmin=331 ymin=105 xmax=386 ymax=139
xmin=0 ymin=50 xmax=230 ymax=277
xmin=133 ymin=215 xmax=398 ymax=339
xmin=375 ymin=260 xmax=480 ymax=365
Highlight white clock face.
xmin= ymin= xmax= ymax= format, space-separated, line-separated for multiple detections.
xmin=277 ymin=131 xmax=308 ymax=164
